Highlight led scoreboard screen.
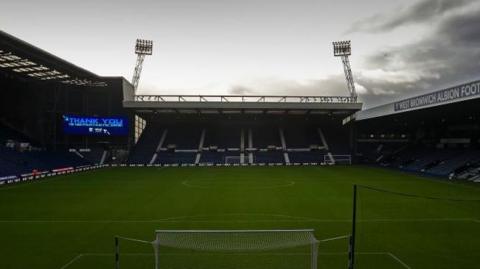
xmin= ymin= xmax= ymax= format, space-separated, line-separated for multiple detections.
xmin=63 ymin=115 xmax=128 ymax=136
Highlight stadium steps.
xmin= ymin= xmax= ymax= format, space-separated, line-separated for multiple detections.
xmin=317 ymin=128 xmax=334 ymax=164
xmin=248 ymin=128 xmax=253 ymax=164
xmin=128 ymin=123 xmax=162 ymax=164
xmin=278 ymin=127 xmax=290 ymax=164
xmin=240 ymin=128 xmax=245 ymax=164
xmin=195 ymin=129 xmax=206 ymax=164
xmin=100 ymin=150 xmax=108 ymax=165
xmin=150 ymin=129 xmax=168 ymax=164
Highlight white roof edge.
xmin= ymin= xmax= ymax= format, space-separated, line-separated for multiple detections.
xmin=355 ymin=79 xmax=480 ymax=121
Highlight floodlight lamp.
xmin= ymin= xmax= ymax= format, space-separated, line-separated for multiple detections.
xmin=135 ymin=39 xmax=153 ymax=55
xmin=333 ymin=40 xmax=351 ymax=57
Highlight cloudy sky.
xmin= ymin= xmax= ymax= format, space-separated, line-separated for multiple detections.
xmin=1 ymin=0 xmax=479 ymax=107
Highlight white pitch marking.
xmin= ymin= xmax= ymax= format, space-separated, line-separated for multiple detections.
xmin=319 ymin=234 xmax=350 ymax=242
xmin=0 ymin=217 xmax=476 ymax=224
xmin=82 ymin=251 xmax=393 ymax=256
xmin=388 ymin=252 xmax=412 ymax=269
xmin=59 ymin=251 xmax=409 ymax=268
xmin=60 ymin=254 xmax=84 ymax=269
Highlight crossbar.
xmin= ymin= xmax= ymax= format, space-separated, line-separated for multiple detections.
xmin=156 ymin=229 xmax=315 ymax=233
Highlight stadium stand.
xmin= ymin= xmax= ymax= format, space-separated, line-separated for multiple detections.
xmin=426 ymin=150 xmax=480 ymax=176
xmin=0 ymin=30 xmax=361 ymax=175
xmin=78 ymin=147 xmax=107 ymax=164
xmin=284 ymin=126 xmax=321 ymax=148
xmin=5 ymin=29 xmax=480 ymax=184
xmin=355 ymin=80 xmax=480 ymax=180
xmin=125 ymin=119 xmax=353 ymax=166
xmin=128 ymin=123 xmax=162 ymax=164
xmin=199 ymin=126 xmax=241 ymax=164
xmin=0 ymin=129 xmax=90 ymax=177
xmin=376 ymin=146 xmax=480 ymax=178
xmin=68 ymin=147 xmax=108 ymax=165
xmin=0 ymin=31 xmax=128 ymax=179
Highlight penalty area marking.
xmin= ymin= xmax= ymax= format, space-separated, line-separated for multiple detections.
xmin=0 ymin=212 xmax=322 ymax=224
xmin=388 ymin=252 xmax=412 ymax=269
xmin=60 ymin=251 xmax=411 ymax=269
xmin=0 ymin=213 xmax=477 ymax=224
xmin=60 ymin=254 xmax=84 ymax=269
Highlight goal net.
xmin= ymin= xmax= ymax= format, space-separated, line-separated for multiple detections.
xmin=152 ymin=229 xmax=319 ymax=269
xmin=324 ymin=154 xmax=352 ymax=165
xmin=224 ymin=156 xmax=241 ymax=164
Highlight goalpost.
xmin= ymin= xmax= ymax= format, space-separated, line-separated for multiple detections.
xmin=154 ymin=230 xmax=319 ymax=269
xmin=324 ymin=154 xmax=352 ymax=165
xmin=115 ymin=229 xmax=321 ymax=269
xmin=224 ymin=156 xmax=241 ymax=164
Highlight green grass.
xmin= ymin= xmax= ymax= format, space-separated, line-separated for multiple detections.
xmin=0 ymin=166 xmax=479 ymax=269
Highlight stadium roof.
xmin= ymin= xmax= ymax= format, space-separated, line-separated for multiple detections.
xmin=0 ymin=30 xmax=107 ymax=87
xmin=123 ymin=94 xmax=363 ymax=115
xmin=355 ymin=79 xmax=480 ymax=121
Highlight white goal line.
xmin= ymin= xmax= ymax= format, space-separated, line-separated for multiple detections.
xmin=60 ymin=251 xmax=411 ymax=269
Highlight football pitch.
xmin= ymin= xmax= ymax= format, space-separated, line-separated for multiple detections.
xmin=1 ymin=166 xmax=479 ymax=269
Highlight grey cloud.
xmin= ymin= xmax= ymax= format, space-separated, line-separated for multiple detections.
xmin=439 ymin=10 xmax=480 ymax=46
xmin=348 ymin=0 xmax=474 ymax=33
xmin=358 ymin=6 xmax=480 ymax=107
xmin=226 ymin=74 xmax=413 ymax=108
xmin=229 ymin=85 xmax=256 ymax=95
xmin=228 ymin=75 xmax=349 ymax=97
xmin=227 ymin=6 xmax=480 ymax=108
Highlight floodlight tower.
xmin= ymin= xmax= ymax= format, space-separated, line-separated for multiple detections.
xmin=132 ymin=39 xmax=153 ymax=92
xmin=333 ymin=40 xmax=357 ymax=102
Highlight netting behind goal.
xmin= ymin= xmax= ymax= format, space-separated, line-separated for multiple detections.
xmin=324 ymin=154 xmax=352 ymax=165
xmin=153 ymin=230 xmax=319 ymax=269
xmin=224 ymin=156 xmax=241 ymax=164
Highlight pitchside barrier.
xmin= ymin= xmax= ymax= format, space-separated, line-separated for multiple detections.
xmin=137 ymin=163 xmax=326 ymax=167
xmin=130 ymin=158 xmax=353 ymax=168
xmin=0 ymin=164 xmax=108 ymax=186
xmin=1 ymin=159 xmax=353 ymax=186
